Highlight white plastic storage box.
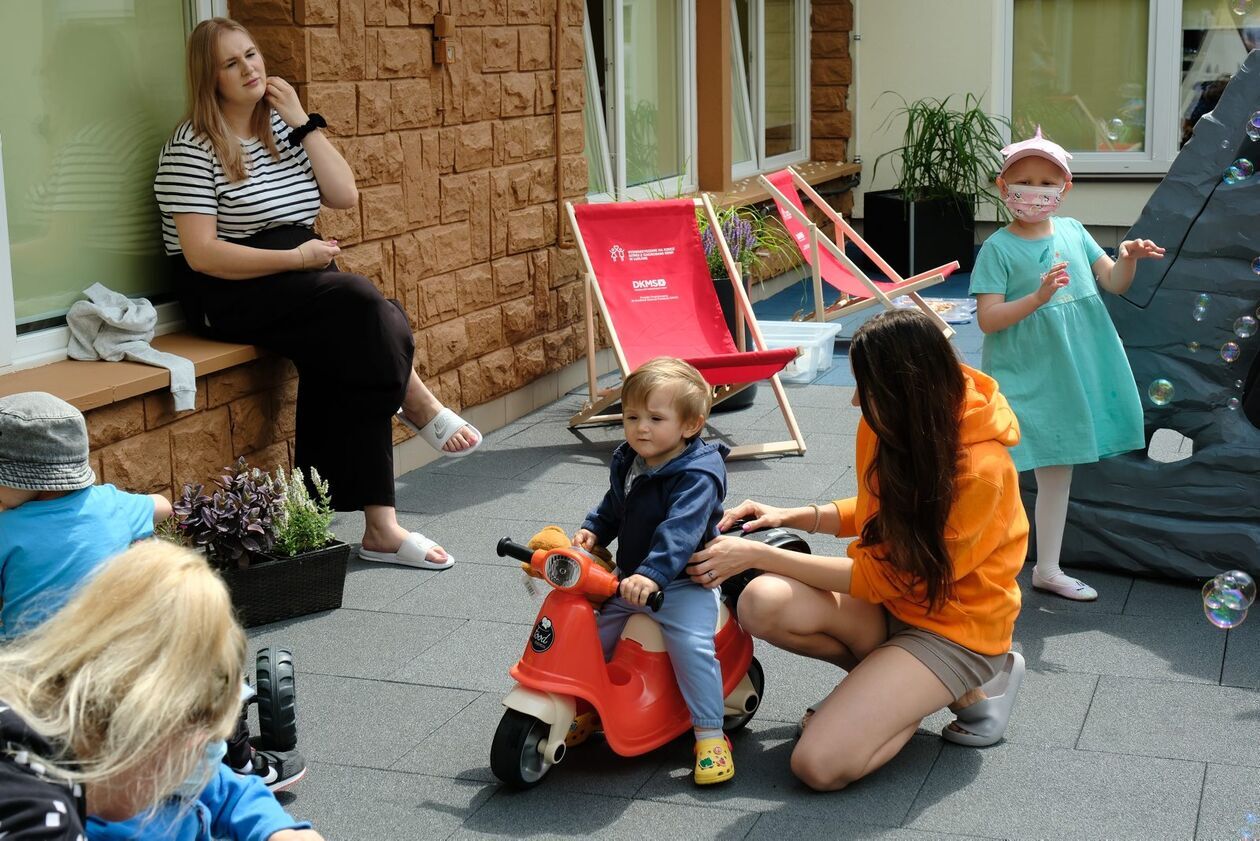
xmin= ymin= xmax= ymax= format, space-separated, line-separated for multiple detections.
xmin=758 ymin=321 xmax=844 ymax=384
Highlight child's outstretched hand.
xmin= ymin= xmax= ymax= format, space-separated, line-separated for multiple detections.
xmin=572 ymin=528 xmax=598 ymax=552
xmin=1118 ymin=238 xmax=1165 ymax=261
xmin=1035 ymin=261 xmax=1070 ymax=304
xmin=619 ymin=573 xmax=660 ymax=607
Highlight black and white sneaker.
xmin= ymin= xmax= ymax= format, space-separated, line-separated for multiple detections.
xmin=249 ymin=748 xmax=307 ymax=792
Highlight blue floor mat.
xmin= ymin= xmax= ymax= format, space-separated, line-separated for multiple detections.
xmin=751 ymin=262 xmax=984 ymax=387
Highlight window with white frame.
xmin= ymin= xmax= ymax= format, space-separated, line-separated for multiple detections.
xmin=0 ymin=0 xmax=220 ymax=371
xmin=583 ymin=0 xmax=696 ymax=198
xmin=1007 ymin=0 xmax=1259 ymax=175
xmin=731 ymin=0 xmax=810 ymax=178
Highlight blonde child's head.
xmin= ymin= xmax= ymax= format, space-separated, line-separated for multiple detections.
xmin=621 ymin=358 xmax=712 ymax=459
xmin=0 ymin=541 xmax=246 ymax=816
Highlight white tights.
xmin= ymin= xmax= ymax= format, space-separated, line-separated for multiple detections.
xmin=1033 ymin=465 xmax=1073 ymax=578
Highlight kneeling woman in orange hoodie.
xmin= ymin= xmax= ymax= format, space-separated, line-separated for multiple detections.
xmin=688 ymin=309 xmax=1028 ymax=791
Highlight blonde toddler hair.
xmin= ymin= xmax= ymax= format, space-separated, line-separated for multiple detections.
xmin=0 ymin=541 xmax=246 ymax=801
xmin=622 ymin=357 xmax=713 ymax=428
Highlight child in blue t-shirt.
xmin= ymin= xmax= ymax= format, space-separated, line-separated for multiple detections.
xmin=0 ymin=392 xmax=170 ymax=638
xmin=0 ymin=392 xmax=316 ymax=841
xmin=573 ymin=358 xmax=734 ymax=786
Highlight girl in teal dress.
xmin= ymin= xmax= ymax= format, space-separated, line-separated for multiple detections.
xmin=970 ymin=128 xmax=1165 ymax=601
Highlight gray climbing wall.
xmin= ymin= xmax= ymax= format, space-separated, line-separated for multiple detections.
xmin=1024 ymin=49 xmax=1260 ymax=580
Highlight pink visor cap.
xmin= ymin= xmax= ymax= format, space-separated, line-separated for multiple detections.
xmin=998 ymin=126 xmax=1073 ymax=179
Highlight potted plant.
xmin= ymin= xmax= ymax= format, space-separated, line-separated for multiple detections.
xmin=867 ymin=93 xmax=1010 ymax=274
xmin=172 ymin=459 xmax=350 ymax=628
xmin=697 ymin=204 xmax=797 ymax=410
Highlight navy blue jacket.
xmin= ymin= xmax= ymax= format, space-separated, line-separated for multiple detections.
xmin=581 ymin=439 xmax=729 ymax=589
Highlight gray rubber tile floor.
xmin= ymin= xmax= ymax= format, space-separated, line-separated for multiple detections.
xmin=250 ymin=379 xmax=1257 ymax=841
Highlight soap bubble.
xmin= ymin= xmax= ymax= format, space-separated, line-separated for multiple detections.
xmin=1106 ymin=118 xmax=1124 ymax=142
xmin=1224 ymin=159 xmax=1255 ymax=184
xmin=1233 ymin=0 xmax=1252 ymax=16
xmin=1196 ymin=293 xmax=1211 ymax=307
xmin=1215 ymin=570 xmax=1256 ymax=609
xmin=1192 ymin=305 xmax=1208 ymax=322
xmin=1252 ymin=256 xmax=1260 ymax=275
xmin=1236 ymin=379 xmax=1245 ymax=388
xmin=1250 ymin=111 xmax=1260 ymax=141
xmin=1203 ymin=581 xmax=1248 ymax=628
xmin=1147 ymin=378 xmax=1174 ymax=405
xmin=1223 ymin=139 xmax=1234 ymax=150
xmin=1189 ymin=341 xmax=1201 ymax=352
xmin=1229 ymin=397 xmax=1242 ymax=410
xmin=1222 ymin=341 xmax=1241 ymax=362
xmin=1235 ymin=315 xmax=1258 ymax=338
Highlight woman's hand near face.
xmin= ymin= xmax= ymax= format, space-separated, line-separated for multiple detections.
xmin=265 ymin=77 xmax=307 ymax=127
xmin=687 ymin=535 xmax=764 ymax=588
xmin=717 ymin=499 xmax=788 ymax=533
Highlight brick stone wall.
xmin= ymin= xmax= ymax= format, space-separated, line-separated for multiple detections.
xmin=85 ymin=357 xmax=298 ymax=498
xmin=231 ymin=0 xmax=589 ymax=425
xmin=810 ymin=0 xmax=853 ymax=218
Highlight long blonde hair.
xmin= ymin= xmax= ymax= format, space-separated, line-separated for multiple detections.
xmin=184 ymin=17 xmax=280 ymax=182
xmin=0 ymin=541 xmax=246 ymax=801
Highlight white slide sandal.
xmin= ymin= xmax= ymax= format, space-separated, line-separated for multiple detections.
xmin=396 ymin=407 xmax=482 ymax=458
xmin=358 ymin=532 xmax=455 ymax=570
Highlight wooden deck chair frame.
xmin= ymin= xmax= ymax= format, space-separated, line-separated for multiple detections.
xmin=564 ymin=195 xmax=806 ymax=460
xmin=758 ymin=166 xmax=957 ymax=338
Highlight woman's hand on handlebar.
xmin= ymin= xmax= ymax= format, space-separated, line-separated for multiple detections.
xmin=294 ymin=239 xmax=340 ymax=271
xmin=687 ymin=535 xmax=761 ymax=589
xmin=619 ymin=573 xmax=660 ymax=607
xmin=717 ymin=499 xmax=788 ymax=533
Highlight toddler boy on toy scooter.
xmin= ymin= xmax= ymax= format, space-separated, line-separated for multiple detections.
xmin=572 ymin=357 xmax=734 ymax=785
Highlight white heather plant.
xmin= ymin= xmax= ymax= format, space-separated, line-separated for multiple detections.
xmin=273 ymin=467 xmax=335 ymax=557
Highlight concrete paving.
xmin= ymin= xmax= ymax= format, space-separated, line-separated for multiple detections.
xmin=249 ymin=370 xmax=1260 ymax=840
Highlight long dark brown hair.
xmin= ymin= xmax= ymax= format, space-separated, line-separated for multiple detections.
xmin=849 ymin=309 xmax=966 ymax=612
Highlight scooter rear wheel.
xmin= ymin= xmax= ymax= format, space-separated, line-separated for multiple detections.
xmin=723 ymin=656 xmax=764 ymax=733
xmin=491 ymin=709 xmax=552 ymax=788
xmin=255 ymin=647 xmax=297 ymax=751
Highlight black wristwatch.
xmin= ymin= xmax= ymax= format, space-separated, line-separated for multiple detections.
xmin=287 ymin=113 xmax=327 ymax=148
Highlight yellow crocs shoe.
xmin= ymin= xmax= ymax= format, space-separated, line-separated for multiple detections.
xmin=693 ymin=736 xmax=734 ymax=785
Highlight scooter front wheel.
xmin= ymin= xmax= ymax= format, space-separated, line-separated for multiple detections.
xmin=491 ymin=709 xmax=553 ymax=788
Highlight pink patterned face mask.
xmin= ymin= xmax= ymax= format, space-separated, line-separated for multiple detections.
xmin=1002 ymin=184 xmax=1064 ymax=222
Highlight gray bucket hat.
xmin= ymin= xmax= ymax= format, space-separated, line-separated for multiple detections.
xmin=0 ymin=392 xmax=95 ymax=492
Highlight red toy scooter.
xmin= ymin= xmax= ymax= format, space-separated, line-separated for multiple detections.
xmin=490 ymin=537 xmax=764 ymax=788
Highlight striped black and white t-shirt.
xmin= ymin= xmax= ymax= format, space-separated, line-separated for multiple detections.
xmin=153 ymin=110 xmax=322 ymax=255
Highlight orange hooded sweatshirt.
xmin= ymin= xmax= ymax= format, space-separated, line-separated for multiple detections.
xmin=838 ymin=365 xmax=1028 ymax=655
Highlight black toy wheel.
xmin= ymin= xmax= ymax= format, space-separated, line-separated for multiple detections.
xmin=490 ymin=709 xmax=553 ymax=788
xmin=256 ymin=647 xmax=297 ymax=751
xmin=720 ymin=525 xmax=812 ymax=614
xmin=723 ymin=656 xmax=764 ymax=733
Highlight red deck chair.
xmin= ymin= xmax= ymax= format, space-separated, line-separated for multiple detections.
xmin=760 ymin=167 xmax=957 ymax=336
xmin=565 ymin=196 xmax=806 ymax=459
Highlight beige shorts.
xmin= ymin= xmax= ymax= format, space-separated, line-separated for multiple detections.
xmin=879 ymin=614 xmax=1007 ymax=701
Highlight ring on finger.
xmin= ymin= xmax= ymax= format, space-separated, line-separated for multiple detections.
xmin=707 ymin=570 xmax=716 ymax=581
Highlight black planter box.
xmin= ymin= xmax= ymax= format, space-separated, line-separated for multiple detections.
xmin=709 ymin=271 xmax=757 ymax=412
xmin=863 ymin=189 xmax=977 ymax=276
xmin=218 ymin=540 xmax=351 ymax=628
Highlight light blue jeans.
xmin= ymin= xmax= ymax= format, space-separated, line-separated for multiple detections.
xmin=597 ymin=577 xmax=724 ymax=730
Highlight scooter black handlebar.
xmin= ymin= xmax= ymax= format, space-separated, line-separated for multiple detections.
xmin=646 ymin=591 xmax=664 ymax=612
xmin=497 ymin=537 xmax=534 ymax=563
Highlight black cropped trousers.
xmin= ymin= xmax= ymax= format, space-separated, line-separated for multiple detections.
xmin=174 ymin=225 xmax=413 ymax=511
